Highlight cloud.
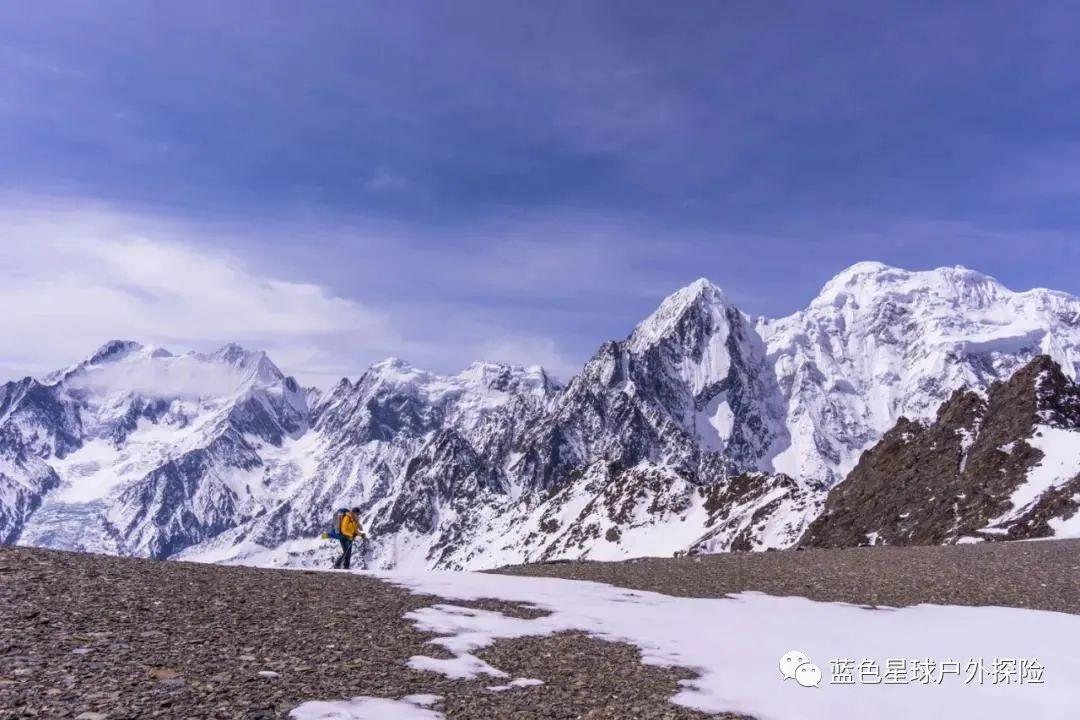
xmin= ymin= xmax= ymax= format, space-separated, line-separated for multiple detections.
xmin=478 ymin=336 xmax=579 ymax=384
xmin=66 ymin=356 xmax=250 ymax=399
xmin=0 ymin=201 xmax=395 ymax=386
xmin=0 ymin=200 xmax=601 ymax=387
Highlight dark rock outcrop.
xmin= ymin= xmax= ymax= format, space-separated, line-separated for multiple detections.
xmin=802 ymin=356 xmax=1080 ymax=547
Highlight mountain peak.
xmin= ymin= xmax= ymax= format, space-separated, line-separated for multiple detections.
xmin=835 ymin=260 xmax=894 ymax=276
xmin=630 ymin=278 xmax=732 ymax=350
xmin=206 ymin=342 xmax=261 ymax=365
xmin=815 ymin=261 xmax=902 ymax=299
xmin=86 ymin=340 xmax=144 ymax=366
xmin=370 ymin=357 xmax=414 ymax=374
xmin=813 ymin=262 xmax=1007 ymax=309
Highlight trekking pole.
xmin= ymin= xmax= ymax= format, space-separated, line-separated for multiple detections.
xmin=357 ymin=534 xmax=373 ymax=570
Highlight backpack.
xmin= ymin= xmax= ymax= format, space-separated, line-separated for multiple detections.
xmin=328 ymin=508 xmax=348 ymax=540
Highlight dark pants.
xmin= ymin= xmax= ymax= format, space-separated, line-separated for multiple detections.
xmin=333 ymin=537 xmax=353 ymax=569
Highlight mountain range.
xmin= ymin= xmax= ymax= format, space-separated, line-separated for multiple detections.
xmin=3 ymin=261 xmax=1080 ymax=569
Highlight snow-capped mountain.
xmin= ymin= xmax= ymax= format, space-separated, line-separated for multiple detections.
xmin=5 ymin=261 xmax=1080 ymax=569
xmin=760 ymin=262 xmax=1080 ymax=484
xmin=5 ymin=341 xmax=311 ymax=556
xmin=186 ymin=358 xmax=562 ymax=570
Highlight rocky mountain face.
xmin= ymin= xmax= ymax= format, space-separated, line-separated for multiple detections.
xmin=802 ymin=354 xmax=1080 ymax=547
xmin=5 ymin=262 xmax=1080 ymax=569
xmin=474 ymin=279 xmax=817 ymax=562
xmin=0 ymin=378 xmax=69 ymax=542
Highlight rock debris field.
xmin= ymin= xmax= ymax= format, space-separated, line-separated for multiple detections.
xmin=0 ymin=546 xmax=732 ymax=720
xmin=3 ymin=540 xmax=1079 ymax=719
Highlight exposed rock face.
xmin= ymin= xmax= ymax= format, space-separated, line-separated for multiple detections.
xmin=512 ymin=280 xmax=788 ymax=486
xmin=0 ymin=378 xmax=71 ymax=542
xmin=802 ymin=355 xmax=1080 ymax=547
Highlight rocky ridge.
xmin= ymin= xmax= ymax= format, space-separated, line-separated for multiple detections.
xmin=802 ymin=354 xmax=1080 ymax=547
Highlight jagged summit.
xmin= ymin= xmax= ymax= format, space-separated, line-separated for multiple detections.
xmin=86 ymin=340 xmax=181 ymax=365
xmin=201 ymin=342 xmax=262 ymax=365
xmin=44 ymin=340 xmax=177 ymax=385
xmin=629 ymin=277 xmax=733 ymax=352
xmin=86 ymin=340 xmax=145 ymax=366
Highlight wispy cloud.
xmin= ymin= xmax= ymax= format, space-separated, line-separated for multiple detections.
xmin=2 ymin=2 xmax=1079 ymax=385
xmin=0 ymin=201 xmax=394 ymax=385
xmin=0 ymin=200 xmax=599 ymax=385
xmin=66 ymin=356 xmax=250 ymax=399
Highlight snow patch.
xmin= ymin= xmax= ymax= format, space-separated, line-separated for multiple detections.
xmin=696 ymin=394 xmax=734 ymax=451
xmin=487 ymin=678 xmax=544 ymax=692
xmin=289 ymin=696 xmax=444 ymax=720
xmin=407 ymin=648 xmax=506 ymax=680
xmin=371 ymin=569 xmax=1080 ymax=720
xmin=986 ymin=425 xmax=1080 ymax=531
xmin=399 ymin=695 xmax=441 ymax=707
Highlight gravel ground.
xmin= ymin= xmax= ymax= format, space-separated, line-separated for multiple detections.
xmin=495 ymin=539 xmax=1080 ymax=615
xmin=4 ymin=540 xmax=1075 ymax=719
xmin=0 ymin=546 xmax=732 ymax=720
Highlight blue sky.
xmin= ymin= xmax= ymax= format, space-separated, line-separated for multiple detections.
xmin=2 ymin=2 xmax=1079 ymax=383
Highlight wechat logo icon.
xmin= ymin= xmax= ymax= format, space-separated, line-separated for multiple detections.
xmin=779 ymin=650 xmax=821 ymax=688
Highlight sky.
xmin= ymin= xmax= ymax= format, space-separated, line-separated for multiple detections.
xmin=2 ymin=1 xmax=1080 ymax=385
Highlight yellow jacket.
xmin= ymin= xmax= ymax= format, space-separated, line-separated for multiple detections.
xmin=340 ymin=513 xmax=361 ymax=540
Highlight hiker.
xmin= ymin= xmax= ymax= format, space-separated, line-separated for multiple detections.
xmin=333 ymin=507 xmax=364 ymax=570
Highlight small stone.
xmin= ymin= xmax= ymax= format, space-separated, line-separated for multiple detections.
xmin=148 ymin=667 xmax=179 ymax=680
xmin=257 ymin=670 xmax=280 ymax=679
xmin=75 ymin=713 xmax=109 ymax=720
xmin=237 ymin=654 xmax=257 ymax=661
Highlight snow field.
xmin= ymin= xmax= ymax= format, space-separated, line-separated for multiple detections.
xmin=367 ymin=570 xmax=1080 ymax=720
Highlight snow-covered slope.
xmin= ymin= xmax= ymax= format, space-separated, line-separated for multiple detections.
xmin=761 ymin=262 xmax=1080 ymax=484
xmin=177 ymin=278 xmax=817 ymax=570
xmin=172 ymin=359 xmax=561 ymax=570
xmin=8 ymin=262 xmax=1080 ymax=568
xmin=7 ymin=341 xmax=311 ymax=556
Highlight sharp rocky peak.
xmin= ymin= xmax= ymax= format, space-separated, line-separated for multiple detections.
xmin=201 ymin=342 xmax=264 ymax=366
xmin=45 ymin=340 xmax=176 ymax=385
xmin=628 ymin=278 xmax=737 ymax=352
xmin=86 ymin=340 xmax=146 ymax=366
